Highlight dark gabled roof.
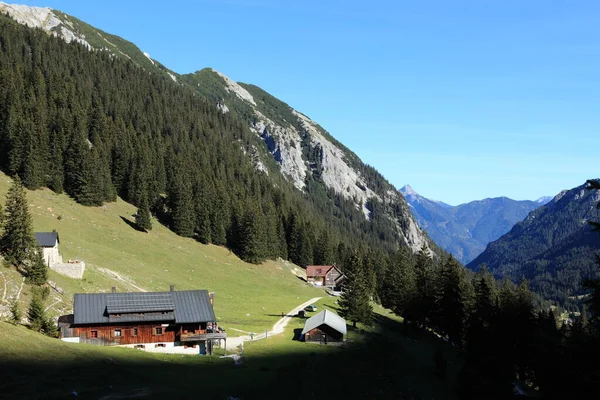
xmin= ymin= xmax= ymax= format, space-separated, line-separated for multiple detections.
xmin=73 ymin=290 xmax=216 ymax=325
xmin=106 ymin=292 xmax=174 ymax=314
xmin=34 ymin=232 xmax=59 ymax=247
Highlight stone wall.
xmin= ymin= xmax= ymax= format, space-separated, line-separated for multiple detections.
xmin=50 ymin=261 xmax=85 ymax=279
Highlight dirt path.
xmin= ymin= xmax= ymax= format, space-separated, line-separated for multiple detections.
xmin=95 ymin=267 xmax=147 ymax=292
xmin=15 ymin=277 xmax=25 ymax=301
xmin=0 ymin=271 xmax=6 ymax=304
xmin=226 ymin=297 xmax=321 ymax=349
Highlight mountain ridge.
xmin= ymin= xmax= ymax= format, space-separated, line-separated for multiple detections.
xmin=0 ymin=2 xmax=432 ymax=254
xmin=400 ymin=185 xmax=549 ymax=263
xmin=468 ymin=181 xmax=600 ymax=309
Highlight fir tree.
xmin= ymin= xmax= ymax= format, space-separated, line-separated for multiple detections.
xmin=1 ymin=176 xmax=35 ymax=268
xmin=26 ymin=246 xmax=48 ymax=285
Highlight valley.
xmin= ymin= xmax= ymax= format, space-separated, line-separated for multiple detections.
xmin=0 ymin=2 xmax=599 ymax=399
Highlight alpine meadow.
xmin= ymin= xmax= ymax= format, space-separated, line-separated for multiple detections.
xmin=0 ymin=2 xmax=599 ymax=400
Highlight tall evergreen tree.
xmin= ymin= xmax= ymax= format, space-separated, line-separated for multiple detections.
xmin=27 ymin=290 xmax=45 ymax=332
xmin=26 ymin=246 xmax=48 ymax=285
xmin=135 ymin=192 xmax=152 ymax=231
xmin=413 ymin=244 xmax=435 ymax=327
xmin=238 ymin=200 xmax=267 ymax=264
xmin=339 ymin=250 xmax=373 ymax=327
xmin=435 ymin=256 xmax=468 ymax=346
xmin=1 ymin=176 xmax=35 ymax=267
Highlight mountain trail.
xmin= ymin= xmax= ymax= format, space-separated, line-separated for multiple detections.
xmin=0 ymin=271 xmax=6 ymax=304
xmin=95 ymin=266 xmax=147 ymax=292
xmin=226 ymin=297 xmax=321 ymax=349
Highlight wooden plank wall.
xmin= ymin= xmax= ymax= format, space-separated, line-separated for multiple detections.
xmin=76 ymin=323 xmax=176 ymax=345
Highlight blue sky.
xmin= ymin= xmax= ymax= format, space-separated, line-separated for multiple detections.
xmin=19 ymin=0 xmax=600 ymax=205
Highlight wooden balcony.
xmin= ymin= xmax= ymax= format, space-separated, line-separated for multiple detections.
xmin=180 ymin=332 xmax=227 ymax=341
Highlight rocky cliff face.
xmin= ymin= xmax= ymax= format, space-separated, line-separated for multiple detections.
xmin=0 ymin=2 xmax=431 ymax=253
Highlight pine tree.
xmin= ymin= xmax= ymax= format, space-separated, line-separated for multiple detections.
xmin=26 ymin=246 xmax=48 ymax=285
xmin=1 ymin=176 xmax=35 ymax=268
xmin=339 ymin=250 xmax=373 ymax=327
xmin=135 ymin=192 xmax=152 ymax=231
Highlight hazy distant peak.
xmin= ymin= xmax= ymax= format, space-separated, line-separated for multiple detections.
xmin=535 ymin=196 xmax=553 ymax=204
xmin=400 ymin=184 xmax=419 ymax=196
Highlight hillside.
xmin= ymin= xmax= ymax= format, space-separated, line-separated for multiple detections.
xmin=0 ymin=171 xmax=319 ymax=333
xmin=0 ymin=2 xmax=431 ymax=259
xmin=468 ymin=181 xmax=600 ymax=309
xmin=400 ymin=185 xmax=547 ymax=264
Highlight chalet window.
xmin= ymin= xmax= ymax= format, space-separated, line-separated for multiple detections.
xmin=155 ymin=343 xmax=166 ymax=348
xmin=134 ymin=344 xmax=145 ymax=349
xmin=132 ymin=328 xmax=138 ymax=336
xmin=113 ymin=329 xmax=122 ymax=337
xmin=90 ymin=330 xmax=98 ymax=338
xmin=154 ymin=327 xmax=163 ymax=335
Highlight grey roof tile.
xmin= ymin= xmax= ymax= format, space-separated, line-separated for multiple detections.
xmin=34 ymin=232 xmax=59 ymax=247
xmin=73 ymin=290 xmax=215 ymax=325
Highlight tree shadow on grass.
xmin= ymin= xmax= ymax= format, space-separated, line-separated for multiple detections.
xmin=119 ymin=216 xmax=147 ymax=233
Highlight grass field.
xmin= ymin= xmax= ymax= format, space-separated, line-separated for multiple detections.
xmin=0 ymin=172 xmax=318 ymax=333
xmin=1 ymin=298 xmax=462 ymax=400
xmin=0 ymin=171 xmax=462 ymax=399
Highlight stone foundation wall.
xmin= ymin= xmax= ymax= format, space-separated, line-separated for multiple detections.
xmin=50 ymin=261 xmax=85 ymax=279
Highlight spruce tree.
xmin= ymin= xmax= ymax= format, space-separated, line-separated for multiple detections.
xmin=27 ymin=291 xmax=45 ymax=332
xmin=9 ymin=298 xmax=21 ymax=324
xmin=238 ymin=201 xmax=267 ymax=264
xmin=135 ymin=193 xmax=152 ymax=231
xmin=436 ymin=256 xmax=468 ymax=346
xmin=26 ymin=246 xmax=48 ymax=285
xmin=413 ymin=244 xmax=435 ymax=327
xmin=339 ymin=250 xmax=373 ymax=327
xmin=1 ymin=176 xmax=35 ymax=268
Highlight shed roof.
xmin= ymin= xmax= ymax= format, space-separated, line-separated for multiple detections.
xmin=306 ymin=265 xmax=334 ymax=277
xmin=34 ymin=232 xmax=59 ymax=247
xmin=73 ymin=290 xmax=216 ymax=325
xmin=301 ymin=309 xmax=347 ymax=335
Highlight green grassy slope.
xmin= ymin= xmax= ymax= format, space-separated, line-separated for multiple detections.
xmin=0 ymin=171 xmax=461 ymax=399
xmin=0 ymin=171 xmax=316 ymax=333
xmin=1 ymin=299 xmax=461 ymax=400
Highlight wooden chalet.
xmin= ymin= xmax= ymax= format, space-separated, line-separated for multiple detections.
xmin=305 ymin=265 xmax=345 ymax=290
xmin=301 ymin=309 xmax=347 ymax=344
xmin=58 ymin=286 xmax=226 ymax=355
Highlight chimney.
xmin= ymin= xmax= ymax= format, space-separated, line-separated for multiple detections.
xmin=170 ymin=284 xmax=175 ymax=292
xmin=111 ymin=287 xmax=116 ymax=293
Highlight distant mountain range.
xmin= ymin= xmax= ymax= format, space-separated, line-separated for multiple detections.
xmin=468 ymin=181 xmax=600 ymax=309
xmin=400 ymin=185 xmax=550 ymax=264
